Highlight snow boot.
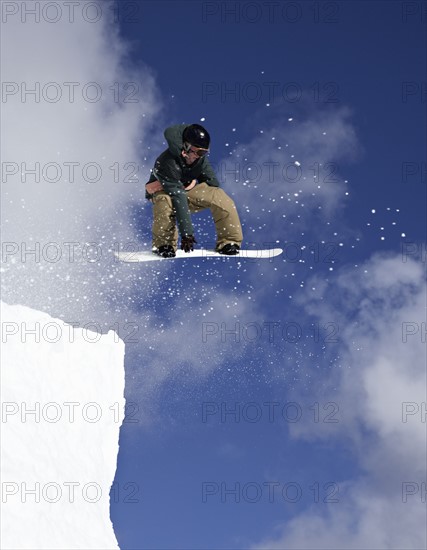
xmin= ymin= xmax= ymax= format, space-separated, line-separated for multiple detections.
xmin=157 ymin=245 xmax=176 ymax=258
xmin=218 ymin=243 xmax=240 ymax=255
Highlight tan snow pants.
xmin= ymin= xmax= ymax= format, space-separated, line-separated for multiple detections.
xmin=151 ymin=182 xmax=243 ymax=251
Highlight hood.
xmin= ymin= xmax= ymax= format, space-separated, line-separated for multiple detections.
xmin=164 ymin=124 xmax=189 ymax=158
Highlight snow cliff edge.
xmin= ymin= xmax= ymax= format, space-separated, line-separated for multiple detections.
xmin=1 ymin=301 xmax=125 ymax=549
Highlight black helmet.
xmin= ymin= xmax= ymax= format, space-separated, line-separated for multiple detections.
xmin=182 ymin=124 xmax=210 ymax=149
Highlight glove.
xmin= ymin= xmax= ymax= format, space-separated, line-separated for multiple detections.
xmin=181 ymin=235 xmax=197 ymax=253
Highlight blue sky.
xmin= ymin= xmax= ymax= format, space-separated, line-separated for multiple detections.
xmin=1 ymin=0 xmax=425 ymax=548
xmin=109 ymin=1 xmax=426 ymax=549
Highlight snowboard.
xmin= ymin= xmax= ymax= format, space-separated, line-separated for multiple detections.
xmin=115 ymin=248 xmax=283 ymax=263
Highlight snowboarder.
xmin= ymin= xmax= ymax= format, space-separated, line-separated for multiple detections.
xmin=145 ymin=123 xmax=243 ymax=258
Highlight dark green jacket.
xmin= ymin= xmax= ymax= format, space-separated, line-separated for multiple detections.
xmin=146 ymin=124 xmax=220 ymax=237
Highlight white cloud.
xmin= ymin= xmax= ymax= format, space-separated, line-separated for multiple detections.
xmin=2 ymin=5 xmax=160 ymax=237
xmin=253 ymin=484 xmax=426 ymax=549
xmin=1 ymin=0 xmax=163 ymax=317
xmin=252 ymin=252 xmax=427 ymax=549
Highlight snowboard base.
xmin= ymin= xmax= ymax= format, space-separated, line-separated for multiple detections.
xmin=115 ymin=248 xmax=283 ymax=263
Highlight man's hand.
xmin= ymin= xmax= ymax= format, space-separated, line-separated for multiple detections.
xmin=181 ymin=235 xmax=197 ymax=253
xmin=145 ymin=180 xmax=164 ymax=194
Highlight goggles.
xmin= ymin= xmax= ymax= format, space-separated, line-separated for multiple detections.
xmin=183 ymin=142 xmax=209 ymax=157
